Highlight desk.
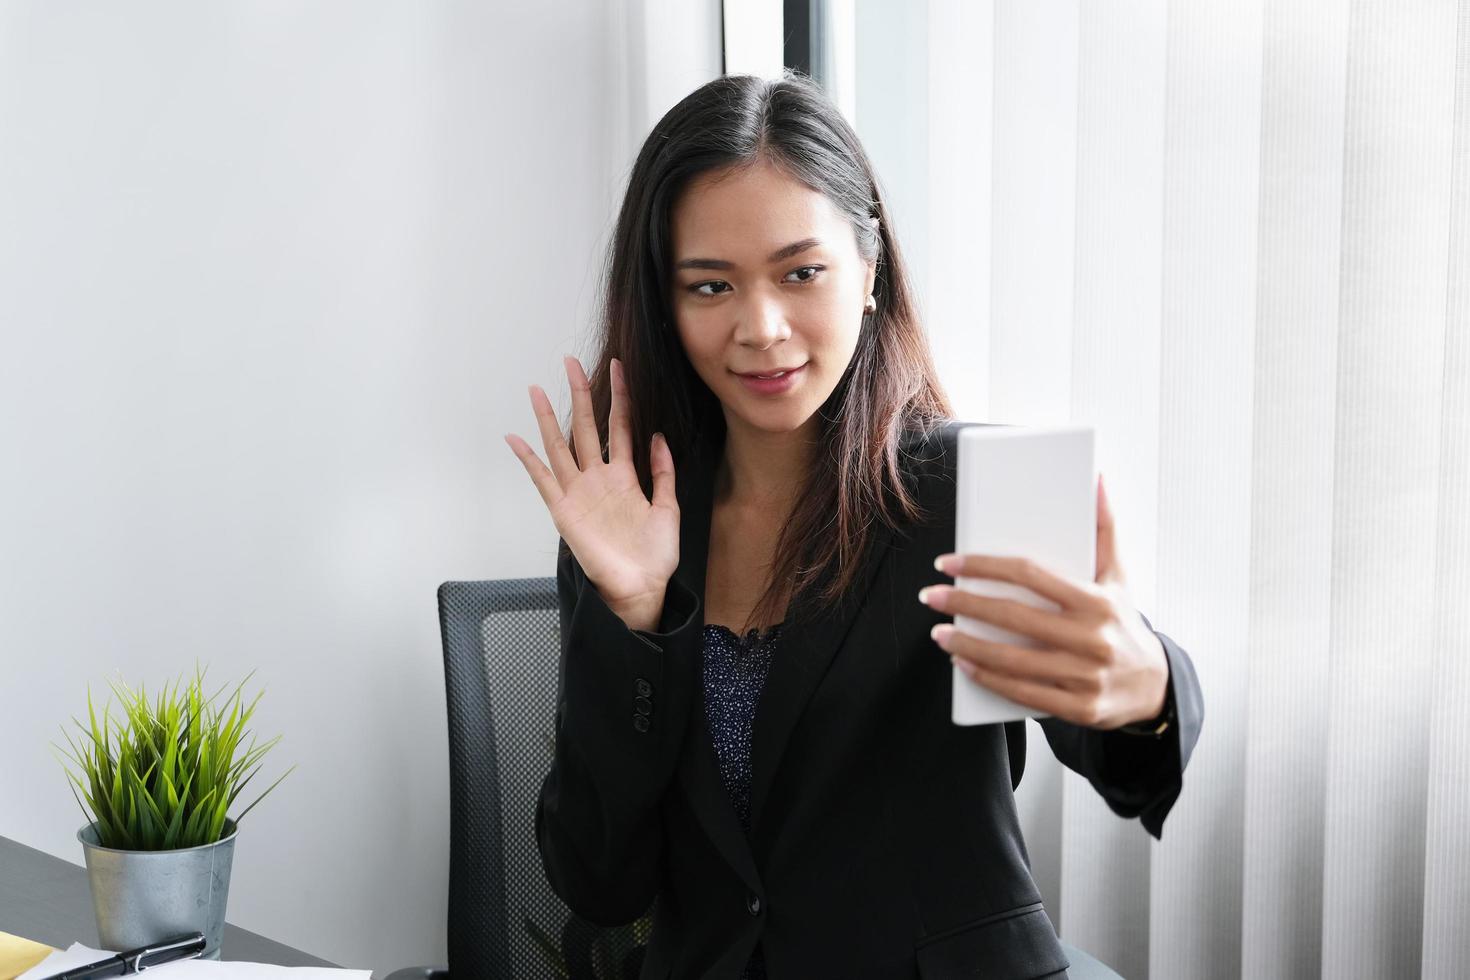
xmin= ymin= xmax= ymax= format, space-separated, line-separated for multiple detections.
xmin=0 ymin=835 xmax=342 ymax=971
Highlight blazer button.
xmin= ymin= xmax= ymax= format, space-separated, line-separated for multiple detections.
xmin=633 ymin=714 xmax=650 ymax=733
xmin=634 ymin=696 xmax=653 ymax=716
xmin=635 ymin=677 xmax=653 ymax=697
xmin=746 ymin=893 xmax=762 ymax=916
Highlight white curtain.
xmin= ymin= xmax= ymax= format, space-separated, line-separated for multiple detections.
xmin=852 ymin=1 xmax=1470 ymax=977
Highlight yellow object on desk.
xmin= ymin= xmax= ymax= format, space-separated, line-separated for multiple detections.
xmin=0 ymin=932 xmax=55 ymax=980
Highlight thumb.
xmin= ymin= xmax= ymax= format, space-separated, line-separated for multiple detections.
xmin=1094 ymin=472 xmax=1124 ymax=585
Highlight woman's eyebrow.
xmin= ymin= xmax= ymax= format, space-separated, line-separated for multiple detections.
xmin=674 ymin=237 xmax=823 ymax=271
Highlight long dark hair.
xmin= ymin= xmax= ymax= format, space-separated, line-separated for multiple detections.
xmin=567 ymin=70 xmax=954 ymax=633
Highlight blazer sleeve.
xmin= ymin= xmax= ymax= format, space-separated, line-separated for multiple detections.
xmin=1035 ymin=610 xmax=1204 ymax=840
xmin=534 ymin=539 xmax=703 ymax=925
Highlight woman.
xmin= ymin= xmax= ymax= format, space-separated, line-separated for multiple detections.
xmin=505 ymin=72 xmax=1202 ymax=980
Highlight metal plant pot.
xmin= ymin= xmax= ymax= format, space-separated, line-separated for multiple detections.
xmin=77 ymin=819 xmax=237 ymax=960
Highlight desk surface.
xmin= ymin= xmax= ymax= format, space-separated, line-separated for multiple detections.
xmin=0 ymin=835 xmax=340 ymax=970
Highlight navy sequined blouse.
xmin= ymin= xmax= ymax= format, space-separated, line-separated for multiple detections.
xmin=702 ymin=620 xmax=784 ymax=980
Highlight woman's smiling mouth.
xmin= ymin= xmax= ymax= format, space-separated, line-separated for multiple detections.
xmin=733 ymin=363 xmax=808 ymax=394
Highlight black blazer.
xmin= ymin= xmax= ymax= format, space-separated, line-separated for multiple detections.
xmin=536 ymin=420 xmax=1203 ymax=979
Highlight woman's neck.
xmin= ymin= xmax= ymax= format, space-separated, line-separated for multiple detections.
xmin=714 ymin=417 xmax=817 ymax=514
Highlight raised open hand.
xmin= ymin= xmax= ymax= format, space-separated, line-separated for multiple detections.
xmin=504 ymin=355 xmax=680 ymax=616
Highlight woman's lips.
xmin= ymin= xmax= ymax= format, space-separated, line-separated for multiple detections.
xmin=734 ymin=363 xmax=807 ymax=395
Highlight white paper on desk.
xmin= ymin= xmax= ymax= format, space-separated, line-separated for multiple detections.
xmin=19 ymin=942 xmax=372 ymax=979
xmin=18 ymin=942 xmax=104 ymax=979
xmin=951 ymin=424 xmax=1095 ymax=726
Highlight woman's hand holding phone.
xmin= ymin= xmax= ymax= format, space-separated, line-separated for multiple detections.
xmin=922 ymin=473 xmax=1171 ymax=731
xmin=504 ymin=355 xmax=680 ymax=632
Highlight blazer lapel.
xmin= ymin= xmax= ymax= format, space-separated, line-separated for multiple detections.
xmin=669 ymin=435 xmax=762 ymax=892
xmin=667 ymin=433 xmax=897 ymax=880
xmin=747 ymin=512 xmax=893 ymax=835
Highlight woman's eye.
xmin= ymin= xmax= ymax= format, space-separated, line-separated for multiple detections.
xmin=688 ymin=265 xmax=823 ymax=296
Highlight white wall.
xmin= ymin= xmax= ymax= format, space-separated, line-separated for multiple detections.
xmin=0 ymin=1 xmax=718 ymax=973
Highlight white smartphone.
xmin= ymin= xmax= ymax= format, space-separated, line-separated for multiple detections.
xmin=951 ymin=424 xmax=1096 ymax=726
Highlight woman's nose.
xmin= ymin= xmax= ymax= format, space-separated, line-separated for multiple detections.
xmin=733 ymin=295 xmax=791 ymax=348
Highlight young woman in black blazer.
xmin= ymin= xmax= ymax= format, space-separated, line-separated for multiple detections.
xmin=505 ymin=72 xmax=1203 ymax=980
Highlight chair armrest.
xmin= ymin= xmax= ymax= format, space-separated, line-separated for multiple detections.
xmin=1056 ymin=941 xmax=1124 ymax=980
xmin=382 ymin=967 xmax=448 ymax=980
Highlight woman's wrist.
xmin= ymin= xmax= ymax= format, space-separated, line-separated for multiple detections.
xmin=1115 ymin=677 xmax=1176 ymax=737
xmin=605 ymin=590 xmax=666 ymax=634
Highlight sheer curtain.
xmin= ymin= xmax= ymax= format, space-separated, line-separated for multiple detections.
xmin=840 ymin=1 xmax=1470 ymax=977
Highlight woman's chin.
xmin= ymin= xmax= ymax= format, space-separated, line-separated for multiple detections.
xmin=726 ymin=404 xmax=822 ymax=437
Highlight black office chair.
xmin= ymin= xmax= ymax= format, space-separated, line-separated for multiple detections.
xmin=386 ymin=577 xmax=1124 ymax=980
xmin=387 ymin=577 xmax=648 ymax=980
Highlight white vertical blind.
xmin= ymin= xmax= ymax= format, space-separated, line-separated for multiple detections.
xmin=1321 ymin=1 xmax=1460 ymax=976
xmin=1422 ymin=7 xmax=1470 ymax=976
xmin=1064 ymin=3 xmax=1168 ymax=976
xmin=851 ymin=0 xmax=1470 ymax=975
xmin=925 ymin=0 xmax=992 ymax=439
xmin=855 ymin=0 xmax=933 ymax=332
xmin=986 ymin=0 xmax=1089 ymax=963
xmin=987 ymin=1 xmax=1078 ymax=423
xmin=811 ymin=0 xmax=858 ymax=123
xmin=1153 ymin=0 xmax=1264 ymax=974
xmin=1243 ymin=0 xmax=1348 ymax=976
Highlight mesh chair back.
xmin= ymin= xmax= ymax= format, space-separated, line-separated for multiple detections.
xmin=437 ymin=578 xmax=647 ymax=980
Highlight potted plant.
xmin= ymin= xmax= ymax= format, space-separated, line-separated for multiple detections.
xmin=53 ymin=666 xmax=295 ymax=960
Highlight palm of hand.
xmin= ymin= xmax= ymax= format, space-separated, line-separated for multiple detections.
xmin=553 ymin=465 xmax=680 ymax=602
xmin=505 ymin=354 xmax=681 ymax=608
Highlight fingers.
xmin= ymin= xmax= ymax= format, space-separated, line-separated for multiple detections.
xmin=564 ymin=356 xmax=603 ymax=470
xmin=919 ymin=585 xmax=1108 ymax=658
xmin=934 ymin=625 xmax=1101 ymax=692
xmin=649 ymin=431 xmax=677 ymax=511
xmin=607 ymin=358 xmax=631 ymax=464
xmin=528 ymin=383 xmax=579 ymax=489
xmin=951 ymin=657 xmax=1086 ymax=724
xmin=934 ymin=554 xmax=1108 ymax=616
xmin=503 ymin=432 xmax=565 ymax=510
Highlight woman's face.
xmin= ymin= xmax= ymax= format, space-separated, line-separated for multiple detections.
xmin=669 ymin=159 xmax=876 ymax=440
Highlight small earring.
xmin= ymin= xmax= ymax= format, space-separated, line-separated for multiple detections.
xmin=863 ymin=295 xmax=877 ymax=314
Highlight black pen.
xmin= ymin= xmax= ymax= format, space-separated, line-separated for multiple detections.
xmin=39 ymin=932 xmax=207 ymax=979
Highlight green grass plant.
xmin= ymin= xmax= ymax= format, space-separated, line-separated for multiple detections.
xmin=54 ymin=665 xmax=295 ymax=851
